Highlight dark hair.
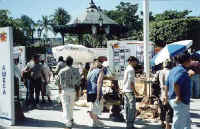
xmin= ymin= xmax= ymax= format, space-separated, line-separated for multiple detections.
xmin=58 ymin=56 xmax=64 ymax=62
xmin=164 ymin=61 xmax=173 ymax=69
xmin=65 ymin=56 xmax=73 ymax=66
xmin=128 ymin=56 xmax=138 ymax=62
xmin=176 ymin=53 xmax=191 ymax=64
xmin=93 ymin=58 xmax=98 ymax=62
xmin=41 ymin=60 xmax=45 ymax=64
xmin=85 ymin=62 xmax=90 ymax=70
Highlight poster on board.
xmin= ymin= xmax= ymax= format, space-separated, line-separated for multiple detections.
xmin=13 ymin=46 xmax=26 ymax=72
xmin=107 ymin=40 xmax=154 ymax=80
xmin=0 ymin=27 xmax=15 ymax=125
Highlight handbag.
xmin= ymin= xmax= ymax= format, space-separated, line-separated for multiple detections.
xmin=93 ymin=99 xmax=102 ymax=115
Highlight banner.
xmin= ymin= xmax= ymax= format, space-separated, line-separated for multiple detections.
xmin=0 ymin=27 xmax=15 ymax=125
xmin=13 ymin=46 xmax=26 ymax=72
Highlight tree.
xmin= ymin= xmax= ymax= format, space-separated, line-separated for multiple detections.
xmin=20 ymin=15 xmax=35 ymax=43
xmin=150 ymin=18 xmax=200 ymax=50
xmin=105 ymin=2 xmax=142 ymax=39
xmin=0 ymin=10 xmax=26 ymax=46
xmin=51 ymin=8 xmax=71 ymax=45
xmin=0 ymin=10 xmax=11 ymax=26
xmin=154 ymin=10 xmax=192 ymax=21
xmin=40 ymin=16 xmax=52 ymax=41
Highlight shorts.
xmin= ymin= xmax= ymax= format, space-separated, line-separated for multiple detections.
xmin=87 ymin=94 xmax=97 ymax=102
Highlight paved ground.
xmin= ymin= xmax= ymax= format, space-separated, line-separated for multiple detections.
xmin=1 ymin=81 xmax=200 ymax=129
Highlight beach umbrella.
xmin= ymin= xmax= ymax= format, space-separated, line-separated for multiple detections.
xmin=196 ymin=50 xmax=200 ymax=55
xmin=52 ymin=44 xmax=95 ymax=63
xmin=151 ymin=40 xmax=193 ymax=66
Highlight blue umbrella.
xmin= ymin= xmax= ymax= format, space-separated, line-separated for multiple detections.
xmin=196 ymin=50 xmax=200 ymax=55
xmin=151 ymin=40 xmax=193 ymax=66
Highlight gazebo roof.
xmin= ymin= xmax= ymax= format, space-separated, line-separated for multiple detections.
xmin=73 ymin=1 xmax=118 ymax=25
xmin=53 ymin=0 xmax=128 ymax=35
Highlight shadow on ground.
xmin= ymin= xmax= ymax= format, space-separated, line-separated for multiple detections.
xmin=15 ymin=117 xmax=66 ymax=128
xmin=192 ymin=122 xmax=200 ymax=127
xmin=191 ymin=112 xmax=200 ymax=119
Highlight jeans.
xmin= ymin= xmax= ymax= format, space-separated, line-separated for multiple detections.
xmin=190 ymin=74 xmax=200 ymax=98
xmin=25 ymin=80 xmax=30 ymax=103
xmin=30 ymin=78 xmax=42 ymax=105
xmin=60 ymin=88 xmax=76 ymax=128
xmin=169 ymin=99 xmax=191 ymax=129
xmin=124 ymin=92 xmax=136 ymax=128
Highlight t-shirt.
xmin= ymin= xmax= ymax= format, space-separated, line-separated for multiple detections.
xmin=166 ymin=64 xmax=191 ymax=105
xmin=58 ymin=66 xmax=81 ymax=89
xmin=123 ymin=65 xmax=135 ymax=93
xmin=159 ymin=68 xmax=170 ymax=99
xmin=87 ymin=68 xmax=106 ymax=95
xmin=30 ymin=63 xmax=44 ymax=80
xmin=55 ymin=61 xmax=66 ymax=74
xmin=42 ymin=63 xmax=51 ymax=82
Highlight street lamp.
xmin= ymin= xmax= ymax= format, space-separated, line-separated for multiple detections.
xmin=37 ymin=27 xmax=42 ymax=47
xmin=98 ymin=15 xmax=103 ymax=28
xmin=30 ymin=24 xmax=34 ymax=44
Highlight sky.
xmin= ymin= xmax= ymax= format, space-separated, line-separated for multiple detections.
xmin=0 ymin=0 xmax=200 ymax=23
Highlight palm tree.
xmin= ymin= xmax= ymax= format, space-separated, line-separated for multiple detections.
xmin=39 ymin=16 xmax=52 ymax=56
xmin=40 ymin=16 xmax=52 ymax=38
xmin=20 ymin=15 xmax=35 ymax=44
xmin=51 ymin=7 xmax=71 ymax=45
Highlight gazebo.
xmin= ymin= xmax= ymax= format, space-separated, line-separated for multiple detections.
xmin=53 ymin=0 xmax=128 ymax=46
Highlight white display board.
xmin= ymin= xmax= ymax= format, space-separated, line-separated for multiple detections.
xmin=13 ymin=46 xmax=26 ymax=72
xmin=0 ymin=27 xmax=15 ymax=125
xmin=107 ymin=40 xmax=154 ymax=80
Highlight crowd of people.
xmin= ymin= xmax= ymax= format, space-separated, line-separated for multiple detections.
xmin=13 ymin=51 xmax=200 ymax=129
xmin=151 ymin=52 xmax=200 ymax=129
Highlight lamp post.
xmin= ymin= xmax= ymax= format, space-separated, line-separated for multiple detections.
xmin=30 ymin=24 xmax=34 ymax=44
xmin=37 ymin=27 xmax=42 ymax=45
xmin=98 ymin=14 xmax=104 ymax=47
xmin=143 ymin=0 xmax=150 ymax=78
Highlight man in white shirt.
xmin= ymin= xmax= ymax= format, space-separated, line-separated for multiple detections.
xmin=123 ymin=56 xmax=138 ymax=129
xmin=57 ymin=56 xmax=81 ymax=129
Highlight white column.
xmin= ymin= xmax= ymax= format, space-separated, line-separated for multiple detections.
xmin=143 ymin=0 xmax=150 ymax=78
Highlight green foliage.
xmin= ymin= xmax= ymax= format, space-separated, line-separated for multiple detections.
xmin=154 ymin=10 xmax=191 ymax=21
xmin=105 ymin=2 xmax=142 ymax=37
xmin=0 ymin=10 xmax=11 ymax=26
xmin=51 ymin=8 xmax=70 ymax=25
xmin=0 ymin=10 xmax=26 ymax=45
xmin=150 ymin=18 xmax=200 ymax=48
xmin=51 ymin=8 xmax=71 ymax=45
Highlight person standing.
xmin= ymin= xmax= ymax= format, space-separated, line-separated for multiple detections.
xmin=22 ymin=57 xmax=34 ymax=105
xmin=189 ymin=56 xmax=200 ymax=98
xmin=57 ymin=56 xmax=81 ymax=129
xmin=159 ymin=60 xmax=174 ymax=129
xmin=87 ymin=60 xmax=106 ymax=128
xmin=14 ymin=56 xmax=25 ymax=120
xmin=41 ymin=60 xmax=52 ymax=103
xmin=123 ymin=56 xmax=138 ymax=129
xmin=80 ymin=62 xmax=90 ymax=94
xmin=166 ymin=53 xmax=192 ymax=129
xmin=30 ymin=55 xmax=47 ymax=108
xmin=55 ymin=56 xmax=66 ymax=75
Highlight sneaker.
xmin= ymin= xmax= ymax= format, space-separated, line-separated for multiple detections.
xmin=93 ymin=120 xmax=105 ymax=128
